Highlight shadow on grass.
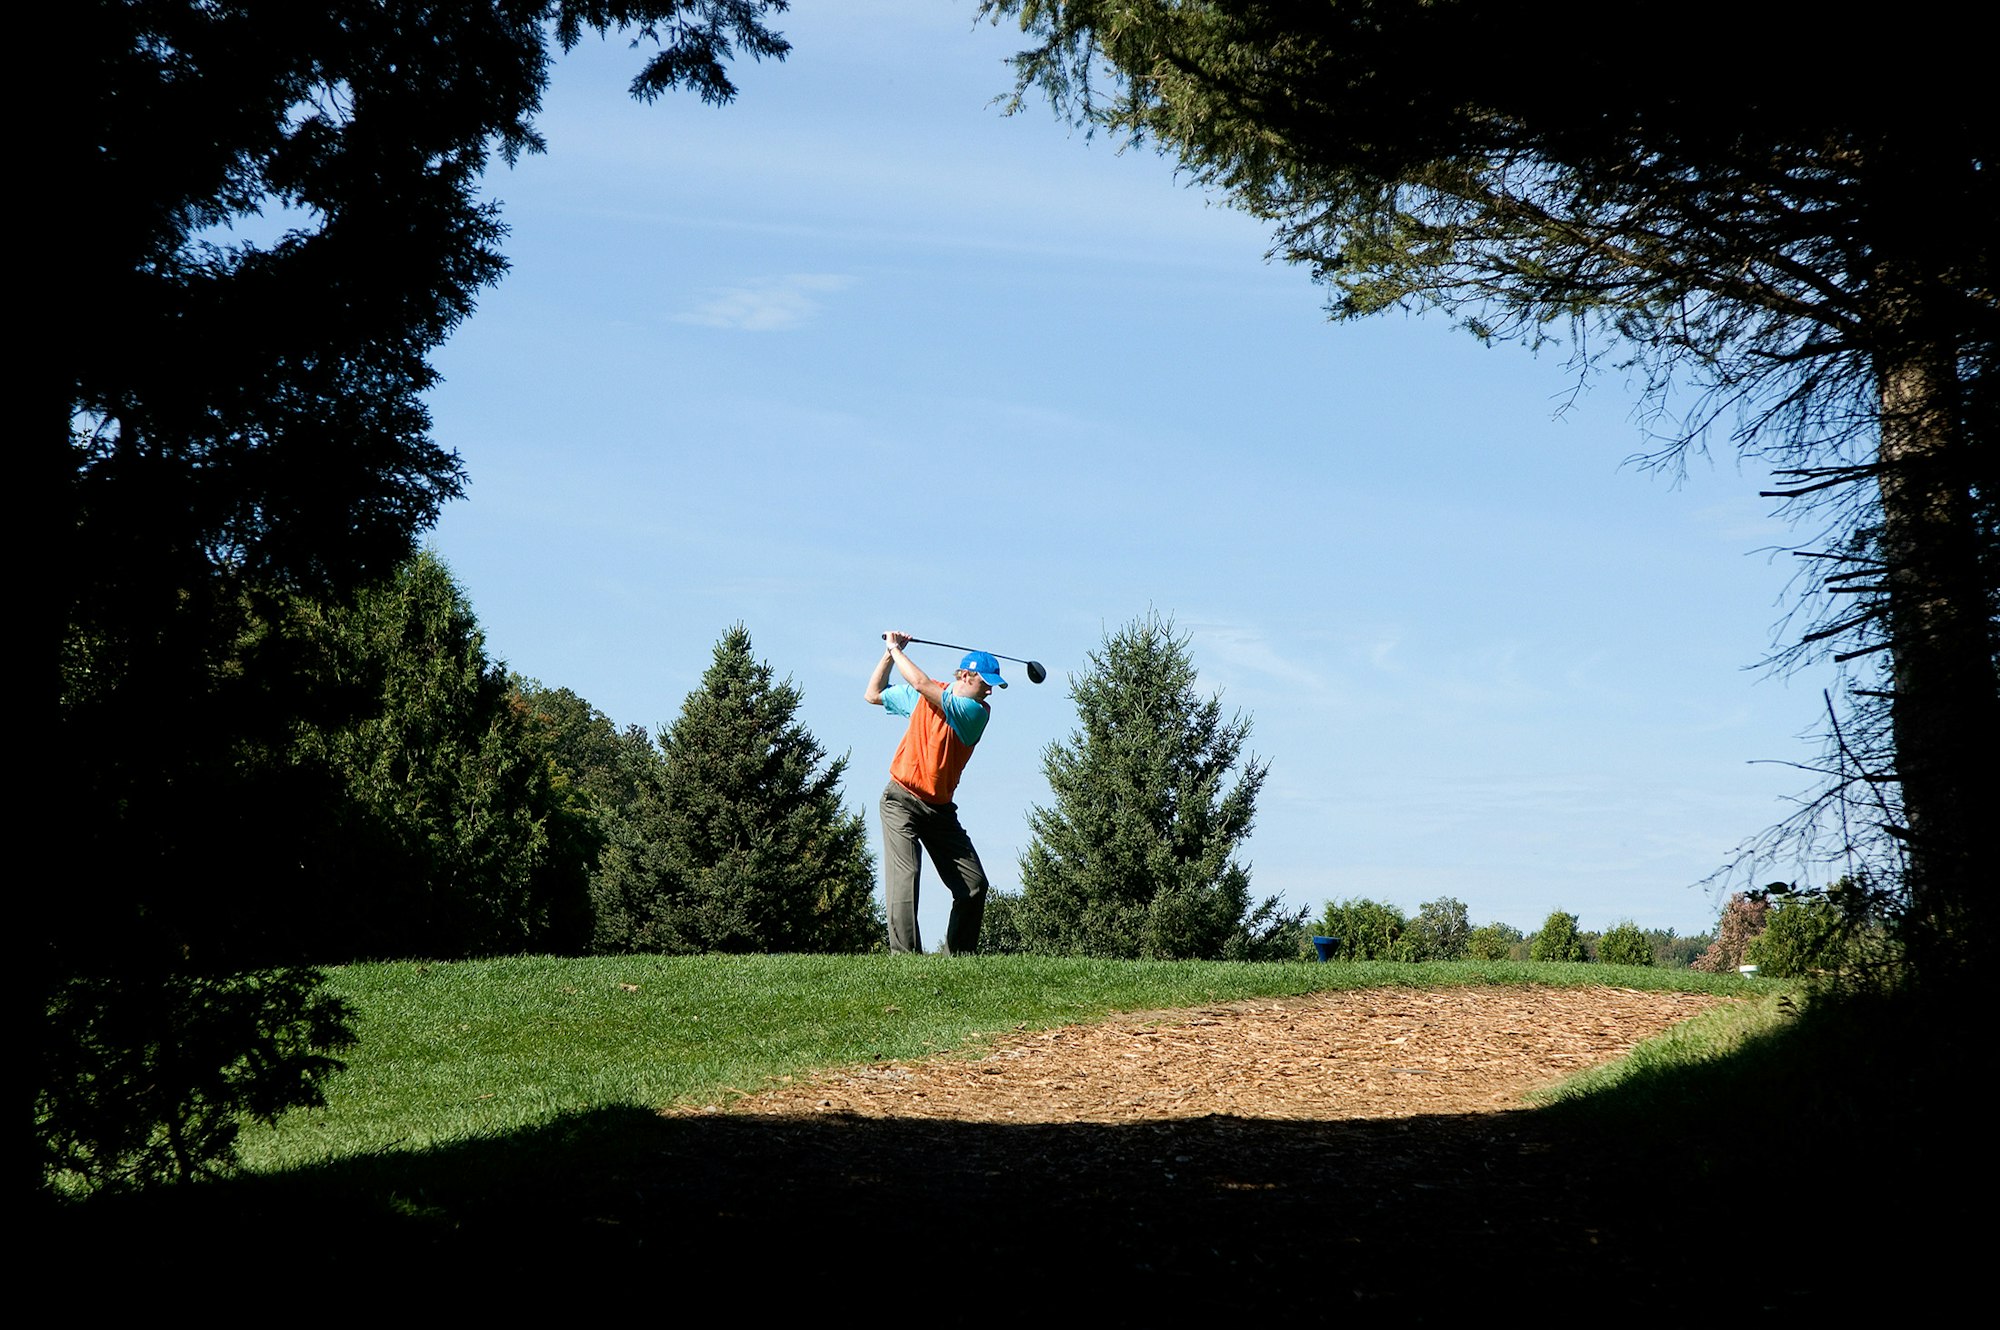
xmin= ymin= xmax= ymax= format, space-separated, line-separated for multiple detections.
xmin=42 ymin=992 xmax=1975 ymax=1316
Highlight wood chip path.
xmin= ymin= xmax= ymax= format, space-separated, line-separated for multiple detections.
xmin=695 ymin=985 xmax=1725 ymax=1123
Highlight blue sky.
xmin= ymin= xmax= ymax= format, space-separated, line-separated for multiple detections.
xmin=426 ymin=4 xmax=1829 ymax=945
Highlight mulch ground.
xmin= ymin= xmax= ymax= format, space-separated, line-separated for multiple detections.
xmin=698 ymin=985 xmax=1723 ymax=1123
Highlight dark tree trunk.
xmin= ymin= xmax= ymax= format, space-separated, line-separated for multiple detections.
xmin=1873 ymin=303 xmax=1998 ymax=975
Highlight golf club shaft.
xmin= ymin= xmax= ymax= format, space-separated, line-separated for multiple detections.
xmin=889 ymin=635 xmax=1033 ymax=669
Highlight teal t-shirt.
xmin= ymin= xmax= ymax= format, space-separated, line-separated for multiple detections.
xmin=882 ymin=683 xmax=989 ymax=747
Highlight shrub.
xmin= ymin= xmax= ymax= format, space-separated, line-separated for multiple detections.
xmin=1530 ymin=910 xmax=1587 ymax=962
xmin=979 ymin=892 xmax=1029 ymax=955
xmin=1401 ymin=896 xmax=1472 ymax=961
xmin=39 ymin=969 xmax=354 ymax=1193
xmin=1466 ymin=922 xmax=1522 ymax=961
xmin=1649 ymin=928 xmax=1712 ymax=969
xmin=1598 ymin=920 xmax=1655 ymax=966
xmin=1747 ymin=884 xmax=1890 ymax=979
xmin=1313 ymin=898 xmax=1407 ymax=960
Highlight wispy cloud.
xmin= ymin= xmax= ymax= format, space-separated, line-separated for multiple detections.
xmin=674 ymin=274 xmax=855 ymax=332
xmin=1184 ymin=619 xmax=1329 ymax=691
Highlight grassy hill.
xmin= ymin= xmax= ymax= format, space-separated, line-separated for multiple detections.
xmin=41 ymin=955 xmax=1971 ymax=1314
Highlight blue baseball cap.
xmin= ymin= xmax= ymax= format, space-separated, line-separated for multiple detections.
xmin=959 ymin=650 xmax=1008 ymax=689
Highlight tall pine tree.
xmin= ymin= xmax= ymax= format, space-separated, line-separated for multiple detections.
xmin=593 ymin=626 xmax=880 ymax=954
xmin=1015 ymin=612 xmax=1297 ymax=960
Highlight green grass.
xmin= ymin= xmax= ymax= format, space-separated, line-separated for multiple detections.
xmin=241 ymin=953 xmax=1754 ymax=1173
xmin=52 ymin=959 xmax=1969 ymax=1311
xmin=1528 ymin=976 xmax=1963 ymax=1144
xmin=1528 ymin=987 xmax=1794 ymax=1107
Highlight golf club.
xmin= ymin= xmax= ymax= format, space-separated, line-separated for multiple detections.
xmin=883 ymin=634 xmax=1048 ymax=685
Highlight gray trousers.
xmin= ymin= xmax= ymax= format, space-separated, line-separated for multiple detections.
xmin=880 ymin=781 xmax=988 ymax=955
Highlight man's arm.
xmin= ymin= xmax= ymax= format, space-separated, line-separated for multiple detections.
xmin=864 ymin=641 xmax=897 ymax=706
xmin=871 ymin=631 xmax=947 ymax=710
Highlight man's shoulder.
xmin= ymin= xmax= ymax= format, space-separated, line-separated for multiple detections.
xmin=940 ymin=691 xmax=990 ymax=744
xmin=940 ymin=690 xmax=988 ymax=717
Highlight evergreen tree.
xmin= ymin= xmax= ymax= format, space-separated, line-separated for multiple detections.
xmin=39 ymin=553 xmax=595 ymax=1191
xmin=1744 ymin=886 xmax=1875 ymax=979
xmin=1016 ymin=612 xmax=1296 ymax=960
xmin=593 ymin=626 xmax=880 ymax=954
xmin=516 ymin=678 xmax=665 ymax=931
xmin=42 ymin=1 xmax=790 ymax=1193
xmin=515 ymin=681 xmax=662 ymax=832
xmin=981 ymin=0 xmax=1997 ymax=979
xmin=293 ymin=552 xmax=592 ymax=959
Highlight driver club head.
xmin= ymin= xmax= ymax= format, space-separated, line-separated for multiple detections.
xmin=1025 ymin=660 xmax=1048 ymax=685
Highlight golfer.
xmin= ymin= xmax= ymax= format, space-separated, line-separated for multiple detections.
xmin=865 ymin=631 xmax=1003 ymax=954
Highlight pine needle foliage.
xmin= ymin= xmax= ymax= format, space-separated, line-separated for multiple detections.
xmin=294 ymin=552 xmax=591 ymax=959
xmin=43 ymin=0 xmax=793 ymax=1198
xmin=515 ymin=678 xmax=664 ymax=937
xmin=41 ymin=969 xmax=354 ymax=1193
xmin=592 ymin=626 xmax=880 ymax=954
xmin=1016 ymin=612 xmax=1297 ymax=960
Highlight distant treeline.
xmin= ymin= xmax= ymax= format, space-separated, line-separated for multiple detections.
xmin=1309 ymin=897 xmax=1716 ymax=969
